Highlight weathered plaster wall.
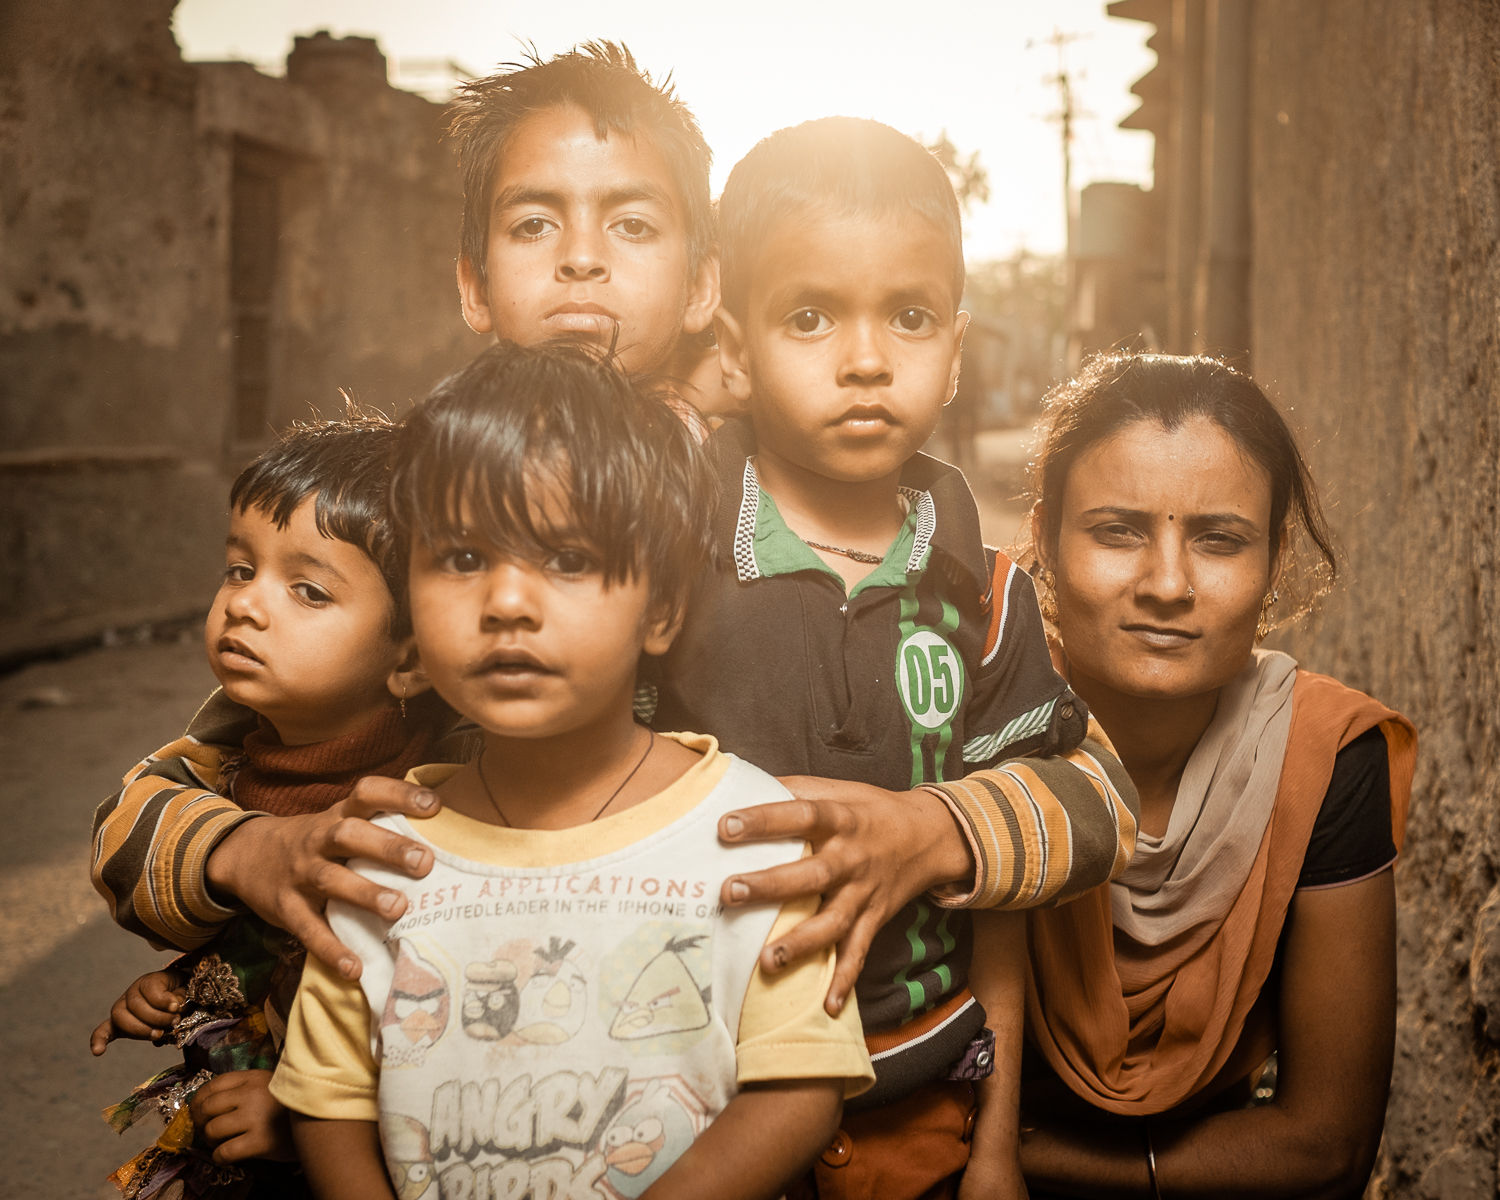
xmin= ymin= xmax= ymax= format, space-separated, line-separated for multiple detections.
xmin=0 ymin=2 xmax=482 ymax=660
xmin=0 ymin=0 xmax=225 ymax=654
xmin=1249 ymin=3 xmax=1500 ymax=1195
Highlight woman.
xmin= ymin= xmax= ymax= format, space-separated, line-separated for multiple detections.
xmin=1016 ymin=352 xmax=1417 ymax=1198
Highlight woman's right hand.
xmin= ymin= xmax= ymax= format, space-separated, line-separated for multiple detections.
xmin=204 ymin=775 xmax=441 ymax=979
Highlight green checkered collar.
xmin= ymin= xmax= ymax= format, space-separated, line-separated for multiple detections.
xmin=731 ymin=457 xmax=933 ymax=597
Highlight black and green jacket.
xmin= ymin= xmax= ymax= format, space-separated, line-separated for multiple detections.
xmin=652 ymin=420 xmax=1089 ymax=1106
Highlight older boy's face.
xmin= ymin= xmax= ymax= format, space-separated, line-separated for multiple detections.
xmin=718 ymin=210 xmax=967 ymax=488
xmin=458 ymin=104 xmax=716 ymax=377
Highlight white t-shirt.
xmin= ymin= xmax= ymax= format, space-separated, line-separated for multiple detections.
xmin=272 ymin=735 xmax=871 ymax=1198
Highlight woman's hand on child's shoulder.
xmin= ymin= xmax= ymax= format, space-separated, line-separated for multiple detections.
xmin=716 ymin=776 xmax=974 ymax=1015
xmin=205 ymin=775 xmax=442 ymax=980
xmin=90 ymin=967 xmax=187 ymax=1054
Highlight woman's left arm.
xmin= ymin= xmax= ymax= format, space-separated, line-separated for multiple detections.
xmin=1024 ymin=870 xmax=1397 ymax=1199
xmin=1159 ymin=869 xmax=1396 ymax=1198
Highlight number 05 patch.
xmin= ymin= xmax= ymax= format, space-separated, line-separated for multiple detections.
xmin=896 ymin=630 xmax=965 ymax=732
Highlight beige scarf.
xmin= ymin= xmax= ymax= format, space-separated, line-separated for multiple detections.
xmin=1112 ymin=650 xmax=1297 ymax=972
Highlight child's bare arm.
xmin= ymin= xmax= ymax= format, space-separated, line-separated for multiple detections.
xmin=89 ymin=967 xmax=187 ymax=1054
xmin=641 ymin=1078 xmax=842 ymax=1200
xmin=291 ymin=1114 xmax=396 ymax=1200
xmin=959 ymin=910 xmax=1028 ymax=1200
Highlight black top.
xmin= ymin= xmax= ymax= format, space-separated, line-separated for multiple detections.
xmin=1296 ymin=726 xmax=1396 ymax=888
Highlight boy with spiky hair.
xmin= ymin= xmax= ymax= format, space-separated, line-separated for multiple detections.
xmin=651 ymin=117 xmax=1137 ymax=1199
xmin=91 ymin=41 xmax=722 ymax=983
xmin=446 ymin=40 xmax=718 ymax=382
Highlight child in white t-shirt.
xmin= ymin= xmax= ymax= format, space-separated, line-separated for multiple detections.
xmin=270 ymin=341 xmax=872 ymax=1200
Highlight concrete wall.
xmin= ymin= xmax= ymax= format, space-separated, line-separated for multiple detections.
xmin=0 ymin=1 xmax=483 ymax=661
xmin=1249 ymin=3 xmax=1500 ymax=1195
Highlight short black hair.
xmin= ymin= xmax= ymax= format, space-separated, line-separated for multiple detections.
xmin=229 ymin=410 xmax=406 ymax=632
xmin=390 ymin=340 xmax=716 ymax=623
xmin=718 ymin=117 xmax=964 ymax=316
xmin=446 ymin=41 xmax=714 ymax=287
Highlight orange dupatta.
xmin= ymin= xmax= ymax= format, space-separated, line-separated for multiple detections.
xmin=1024 ymin=668 xmax=1417 ymax=1115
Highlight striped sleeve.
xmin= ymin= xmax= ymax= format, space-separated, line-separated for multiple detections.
xmin=90 ymin=691 xmax=259 ymax=950
xmin=926 ymin=716 xmax=1138 ymax=910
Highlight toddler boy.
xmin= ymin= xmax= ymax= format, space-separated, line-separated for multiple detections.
xmin=93 ymin=415 xmax=439 ymax=1197
xmin=269 ymin=341 xmax=872 ymax=1200
xmin=651 ymin=117 xmax=1135 ymax=1198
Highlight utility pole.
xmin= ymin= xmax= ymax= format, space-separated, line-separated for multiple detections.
xmin=1031 ymin=28 xmax=1086 ymax=367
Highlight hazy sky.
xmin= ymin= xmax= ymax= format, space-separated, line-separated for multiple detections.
xmin=174 ymin=0 xmax=1155 ymax=263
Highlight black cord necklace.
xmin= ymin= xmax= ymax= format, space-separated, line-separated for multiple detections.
xmin=477 ymin=728 xmax=654 ymax=827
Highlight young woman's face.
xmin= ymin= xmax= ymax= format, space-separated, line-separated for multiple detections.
xmin=1044 ymin=415 xmax=1279 ymax=709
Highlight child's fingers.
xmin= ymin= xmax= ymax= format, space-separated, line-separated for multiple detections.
xmin=89 ymin=1016 xmax=115 ymax=1056
xmin=719 ymin=794 xmax=835 ymax=848
xmin=209 ymin=1128 xmax=266 ymax=1164
xmin=192 ymin=1072 xmax=295 ymax=1163
xmin=139 ymin=971 xmax=187 ymax=1010
xmin=192 ymin=1068 xmax=277 ymax=1113
xmin=106 ymin=995 xmax=167 ymax=1044
xmin=342 ymin=773 xmax=441 ymax=828
xmin=214 ymin=785 xmax=436 ymax=981
xmin=285 ymin=896 xmax=367 ymax=983
xmin=123 ymin=988 xmax=179 ymax=1031
xmin=720 ymin=851 xmax=840 ymax=913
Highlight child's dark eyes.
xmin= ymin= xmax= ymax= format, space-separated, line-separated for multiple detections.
xmin=291 ymin=581 xmax=333 ymax=605
xmin=611 ymin=216 xmax=655 ymax=240
xmin=223 ymin=563 xmax=254 ymax=584
xmin=511 ymin=216 xmax=555 ymax=239
xmin=893 ymin=306 xmax=937 ymax=334
xmin=546 ymin=548 xmax=598 ymax=576
xmin=439 ymin=547 xmax=486 ymax=574
xmin=787 ymin=308 xmax=830 ymax=336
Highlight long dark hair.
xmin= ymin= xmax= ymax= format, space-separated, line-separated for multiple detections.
xmin=1025 ymin=352 xmax=1337 ymax=630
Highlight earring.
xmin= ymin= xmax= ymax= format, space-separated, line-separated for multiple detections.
xmin=1035 ymin=566 xmax=1059 ymax=626
xmin=400 ymin=680 xmax=408 ymax=720
xmin=1256 ymin=589 xmax=1280 ymax=641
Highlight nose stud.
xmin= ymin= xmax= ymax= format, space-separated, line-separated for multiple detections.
xmin=1186 ymin=586 xmax=1196 ymax=599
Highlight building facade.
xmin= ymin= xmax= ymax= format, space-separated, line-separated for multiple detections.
xmin=0 ymin=0 xmax=483 ymax=661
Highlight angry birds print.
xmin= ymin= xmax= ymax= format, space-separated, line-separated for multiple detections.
xmin=512 ymin=937 xmax=589 ymax=1044
xmin=380 ymin=1112 xmax=437 ymax=1200
xmin=380 ymin=940 xmax=450 ymax=1067
xmin=601 ymin=1080 xmax=697 ymax=1197
xmin=609 ymin=936 xmax=711 ymax=1041
xmin=461 ymin=958 xmax=520 ymax=1040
